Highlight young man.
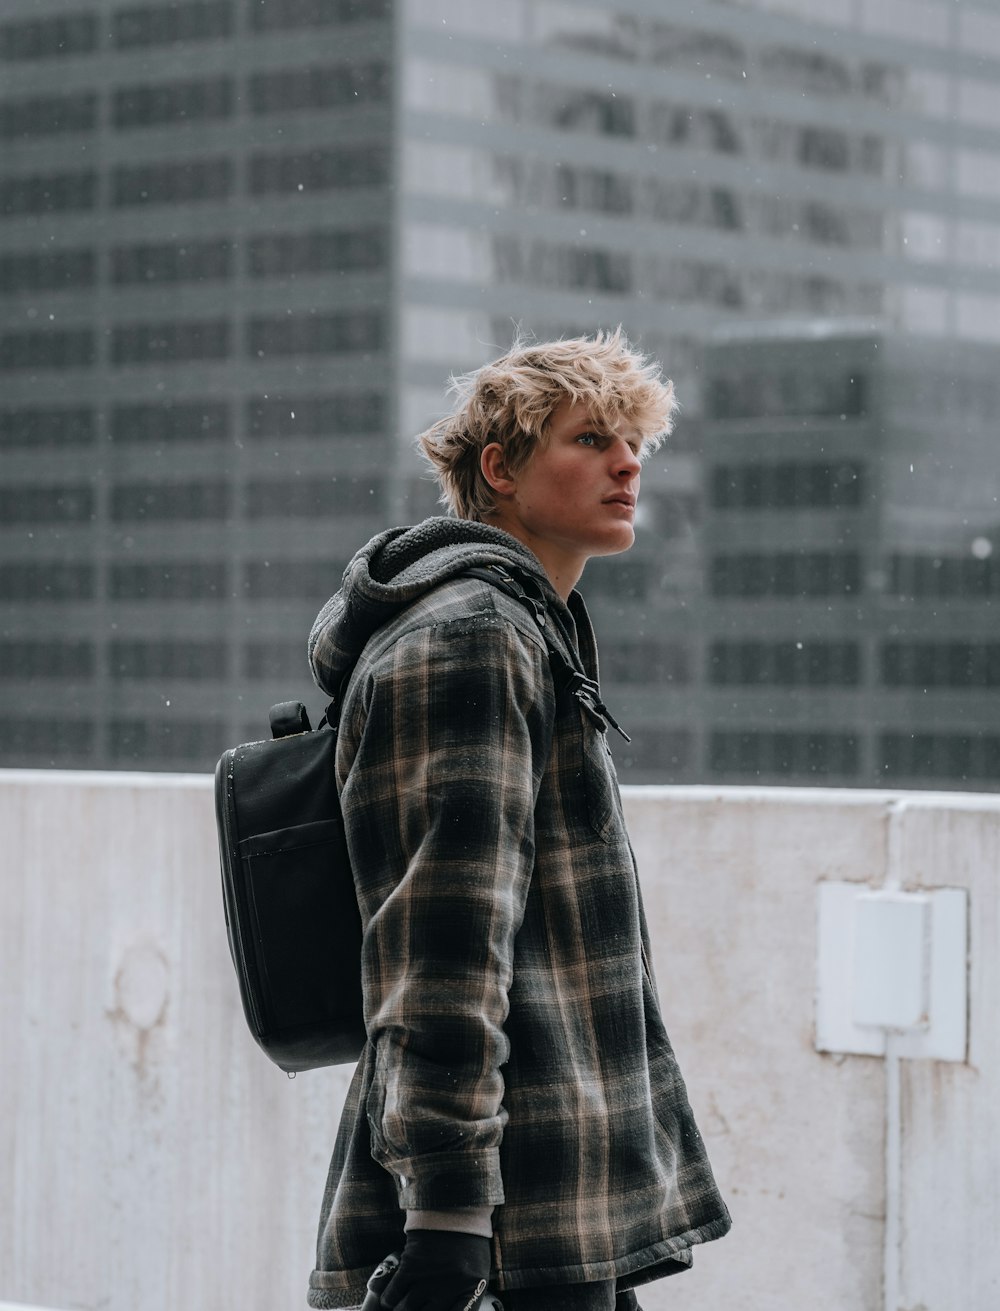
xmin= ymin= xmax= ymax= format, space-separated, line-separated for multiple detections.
xmin=306 ymin=331 xmax=731 ymax=1311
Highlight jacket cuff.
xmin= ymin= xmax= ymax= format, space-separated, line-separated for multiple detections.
xmin=405 ymin=1207 xmax=494 ymax=1238
xmin=391 ymin=1149 xmax=505 ymax=1210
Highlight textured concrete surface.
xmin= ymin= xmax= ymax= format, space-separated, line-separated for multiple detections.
xmin=2 ymin=773 xmax=998 ymax=1311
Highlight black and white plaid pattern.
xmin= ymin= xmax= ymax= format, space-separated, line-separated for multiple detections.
xmin=306 ymin=521 xmax=730 ymax=1309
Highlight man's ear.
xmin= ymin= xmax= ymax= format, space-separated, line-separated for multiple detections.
xmin=481 ymin=443 xmax=517 ymax=497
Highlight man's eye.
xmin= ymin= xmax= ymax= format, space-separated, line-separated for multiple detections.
xmin=577 ymin=432 xmax=598 ymax=446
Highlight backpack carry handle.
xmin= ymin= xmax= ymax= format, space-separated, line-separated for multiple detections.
xmin=268 ymin=701 xmax=312 ymax=738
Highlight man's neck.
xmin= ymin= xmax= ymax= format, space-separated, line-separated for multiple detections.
xmin=483 ymin=516 xmax=584 ymax=601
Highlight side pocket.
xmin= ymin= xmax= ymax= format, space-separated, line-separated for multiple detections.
xmin=238 ymin=819 xmax=363 ymax=1040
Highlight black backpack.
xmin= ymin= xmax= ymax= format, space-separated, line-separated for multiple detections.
xmin=214 ymin=565 xmax=624 ymax=1074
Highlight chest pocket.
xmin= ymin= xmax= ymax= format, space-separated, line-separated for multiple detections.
xmin=580 ymin=708 xmax=621 ymax=843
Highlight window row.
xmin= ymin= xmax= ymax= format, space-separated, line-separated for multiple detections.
xmin=709 ymin=730 xmax=859 ymax=777
xmin=0 ymin=393 xmax=386 ymax=447
xmin=1 ymin=407 xmax=97 ymax=448
xmin=0 ymin=311 xmax=386 ymax=370
xmin=0 ymin=639 xmax=317 ymax=681
xmin=0 ymin=560 xmax=349 ymax=601
xmin=0 ymin=2 xmax=388 ymax=61
xmin=108 ymin=477 xmax=386 ymax=521
xmin=708 ymin=730 xmax=1000 ymax=782
xmin=494 ymin=157 xmax=885 ymax=250
xmin=710 ymin=461 xmax=865 ymax=510
xmin=0 ymin=477 xmax=386 ymax=523
xmin=709 ymin=640 xmax=1000 ymax=688
xmin=0 ymin=229 xmax=388 ymax=291
xmin=0 ymin=146 xmax=391 ymax=218
xmin=709 ymin=641 xmax=861 ymax=687
xmin=710 ymin=552 xmax=862 ymax=598
xmin=489 ymin=238 xmax=880 ymax=315
xmin=889 ymin=553 xmax=1000 ymax=599
xmin=707 ymin=369 xmax=867 ymax=421
xmin=1 ymin=61 xmax=389 ymax=137
xmin=880 ymin=732 xmax=1000 ymax=783
xmin=497 ymin=75 xmax=891 ymax=169
xmin=882 ymin=642 xmax=1000 ymax=688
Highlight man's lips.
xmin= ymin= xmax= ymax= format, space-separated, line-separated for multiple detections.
xmin=603 ymin=494 xmax=636 ymax=508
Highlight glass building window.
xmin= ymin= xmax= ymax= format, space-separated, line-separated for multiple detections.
xmin=111 ymin=562 xmax=228 ymax=599
xmin=0 ymin=12 xmax=99 ymax=60
xmin=112 ymin=158 xmax=233 ymax=207
xmin=244 ymin=477 xmax=383 ymax=518
xmin=248 ymin=61 xmax=389 ymax=115
xmin=0 ymin=563 xmax=95 ymax=601
xmin=709 ymin=640 xmax=861 ymax=686
xmin=882 ymin=642 xmax=1000 ymax=689
xmin=0 ymin=329 xmax=95 ymax=371
xmin=111 ymin=239 xmax=233 ymax=285
xmin=247 ymin=228 xmax=387 ymax=278
xmin=711 ymin=461 xmax=864 ymax=510
xmin=242 ymin=560 xmax=337 ymax=599
xmin=110 ymin=718 xmax=226 ymax=762
xmin=246 ymin=311 xmax=384 ymax=358
xmin=600 ymin=639 xmax=691 ymax=685
xmin=616 ymin=730 xmax=694 ymax=774
xmin=1 ymin=171 xmax=97 ymax=218
xmin=248 ymin=145 xmax=389 ymax=194
xmin=111 ymin=481 xmax=232 ymax=521
xmin=495 ymin=238 xmax=633 ymax=294
xmin=581 ymin=559 xmax=650 ymax=601
xmin=243 ymin=640 xmax=306 ymax=679
xmin=113 ymin=77 xmax=234 ymax=129
xmin=1 ymin=407 xmax=95 ymax=447
xmin=710 ymin=730 xmax=859 ymax=777
xmin=889 ymin=553 xmax=999 ymax=599
xmin=879 ymin=733 xmax=1000 ymax=783
xmin=109 ymin=639 xmax=226 ymax=678
xmin=110 ymin=400 xmax=230 ymax=444
xmin=711 ymin=552 xmax=862 ymax=598
xmin=4 ymin=719 xmax=94 ymax=757
xmin=111 ymin=320 xmax=231 ymax=365
xmin=247 ymin=391 xmax=385 ymax=437
xmin=707 ymin=370 xmax=867 ymax=420
xmin=0 ymin=486 xmax=94 ymax=524
xmin=113 ymin=2 xmax=233 ymax=48
xmin=0 ymin=92 xmax=97 ymax=138
xmin=0 ymin=641 xmax=94 ymax=678
xmin=0 ymin=249 xmax=96 ymax=295
xmin=537 ymin=85 xmax=636 ymax=138
xmin=247 ymin=0 xmax=390 ymax=31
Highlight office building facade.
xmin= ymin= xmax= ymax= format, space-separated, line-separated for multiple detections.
xmin=2 ymin=0 xmax=999 ymax=787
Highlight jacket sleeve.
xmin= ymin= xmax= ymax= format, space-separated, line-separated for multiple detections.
xmin=338 ymin=610 xmax=555 ymax=1212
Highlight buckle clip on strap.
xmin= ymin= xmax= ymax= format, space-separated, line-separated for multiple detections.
xmin=472 ymin=566 xmax=631 ymax=744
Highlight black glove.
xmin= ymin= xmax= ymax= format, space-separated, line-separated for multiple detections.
xmin=377 ymin=1229 xmax=493 ymax=1311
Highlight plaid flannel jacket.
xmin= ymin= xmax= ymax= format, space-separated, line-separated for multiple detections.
xmin=305 ymin=520 xmax=730 ymax=1307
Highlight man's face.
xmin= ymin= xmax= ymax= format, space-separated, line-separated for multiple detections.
xmin=487 ymin=398 xmax=644 ymax=588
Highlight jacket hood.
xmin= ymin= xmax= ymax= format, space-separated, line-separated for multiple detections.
xmin=308 ymin=517 xmax=551 ymax=696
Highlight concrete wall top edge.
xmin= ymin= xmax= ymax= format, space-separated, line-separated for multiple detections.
xmin=620 ymin=782 xmax=1000 ymax=813
xmin=0 ymin=768 xmax=213 ymax=792
xmin=3 ymin=771 xmax=998 ymax=814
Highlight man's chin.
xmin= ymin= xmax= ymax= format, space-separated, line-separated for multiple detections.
xmin=593 ymin=526 xmax=636 ymax=557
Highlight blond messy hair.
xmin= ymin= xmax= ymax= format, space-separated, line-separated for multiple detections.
xmin=417 ymin=327 xmax=678 ymax=521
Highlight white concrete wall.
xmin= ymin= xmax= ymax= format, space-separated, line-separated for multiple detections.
xmin=1 ymin=773 xmax=998 ymax=1311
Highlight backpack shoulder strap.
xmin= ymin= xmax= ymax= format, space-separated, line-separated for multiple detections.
xmin=462 ymin=564 xmax=631 ymax=742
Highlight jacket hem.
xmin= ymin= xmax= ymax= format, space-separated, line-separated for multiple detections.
xmin=492 ymin=1213 xmax=733 ymax=1292
xmin=307 ymin=1213 xmax=732 ymax=1305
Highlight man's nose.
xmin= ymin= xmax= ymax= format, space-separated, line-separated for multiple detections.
xmin=613 ymin=441 xmax=642 ymax=477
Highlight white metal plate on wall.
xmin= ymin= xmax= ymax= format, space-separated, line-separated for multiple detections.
xmin=816 ymin=882 xmax=968 ymax=1061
